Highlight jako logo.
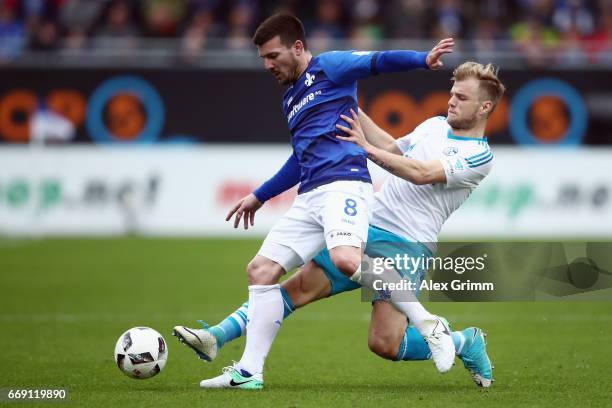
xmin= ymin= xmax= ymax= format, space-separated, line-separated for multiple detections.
xmin=305 ymin=72 xmax=315 ymax=86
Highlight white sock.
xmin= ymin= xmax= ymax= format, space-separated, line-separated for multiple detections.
xmin=390 ymin=299 xmax=435 ymax=334
xmin=361 ymin=255 xmax=435 ymax=335
xmin=237 ymin=284 xmax=283 ymax=376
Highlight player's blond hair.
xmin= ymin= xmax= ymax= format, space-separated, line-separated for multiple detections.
xmin=452 ymin=62 xmax=505 ymax=114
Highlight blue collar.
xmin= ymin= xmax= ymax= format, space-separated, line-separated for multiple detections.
xmin=447 ymin=129 xmax=487 ymax=142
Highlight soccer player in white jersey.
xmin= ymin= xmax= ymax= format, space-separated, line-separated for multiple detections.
xmin=174 ymin=14 xmax=456 ymax=389
xmin=175 ymin=62 xmax=504 ymax=388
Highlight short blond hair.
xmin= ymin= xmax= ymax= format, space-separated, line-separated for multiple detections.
xmin=452 ymin=62 xmax=505 ymax=113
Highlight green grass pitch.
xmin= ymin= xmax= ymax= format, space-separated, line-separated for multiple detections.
xmin=1 ymin=238 xmax=611 ymax=407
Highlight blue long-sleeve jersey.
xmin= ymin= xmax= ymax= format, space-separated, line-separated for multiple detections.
xmin=254 ymin=49 xmax=429 ymax=202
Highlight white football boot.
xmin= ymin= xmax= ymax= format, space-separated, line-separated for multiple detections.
xmin=172 ymin=322 xmax=218 ymax=362
xmin=422 ymin=316 xmax=455 ymax=373
xmin=200 ymin=363 xmax=263 ymax=390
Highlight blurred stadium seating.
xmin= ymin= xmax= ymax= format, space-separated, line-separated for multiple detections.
xmin=0 ymin=0 xmax=611 ymax=67
xmin=0 ymin=0 xmax=611 ymax=238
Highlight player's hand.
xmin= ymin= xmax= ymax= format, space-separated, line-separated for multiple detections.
xmin=226 ymin=193 xmax=263 ymax=230
xmin=336 ymin=109 xmax=370 ymax=149
xmin=426 ymin=38 xmax=454 ymax=70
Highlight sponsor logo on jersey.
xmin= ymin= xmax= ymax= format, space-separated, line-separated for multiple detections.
xmin=286 ymin=90 xmax=322 ymax=121
xmin=287 ymin=93 xmax=314 ymax=121
xmin=443 ymin=146 xmax=459 ymax=156
xmin=305 ymin=72 xmax=315 ymax=86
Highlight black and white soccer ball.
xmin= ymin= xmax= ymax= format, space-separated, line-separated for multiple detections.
xmin=114 ymin=327 xmax=168 ymax=379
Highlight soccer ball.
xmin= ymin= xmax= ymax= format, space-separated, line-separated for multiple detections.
xmin=114 ymin=327 xmax=168 ymax=379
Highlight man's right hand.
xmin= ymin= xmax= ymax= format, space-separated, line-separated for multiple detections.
xmin=226 ymin=193 xmax=263 ymax=230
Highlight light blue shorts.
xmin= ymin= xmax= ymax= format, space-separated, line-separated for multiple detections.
xmin=312 ymin=225 xmax=431 ymax=298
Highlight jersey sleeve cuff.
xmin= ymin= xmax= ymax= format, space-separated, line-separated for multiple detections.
xmin=252 ymin=189 xmax=267 ymax=203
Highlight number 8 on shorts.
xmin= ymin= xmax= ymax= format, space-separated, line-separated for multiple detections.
xmin=344 ymin=198 xmax=358 ymax=216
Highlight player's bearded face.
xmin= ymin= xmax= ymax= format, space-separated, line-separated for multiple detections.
xmin=447 ymin=107 xmax=478 ymax=130
xmin=258 ymin=37 xmax=301 ymax=85
xmin=447 ymin=79 xmax=482 ymax=130
xmin=276 ymin=52 xmax=300 ymax=85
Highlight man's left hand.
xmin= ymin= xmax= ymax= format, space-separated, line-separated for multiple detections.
xmin=426 ymin=38 xmax=454 ymax=70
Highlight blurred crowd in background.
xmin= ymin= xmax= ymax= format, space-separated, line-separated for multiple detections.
xmin=1 ymin=0 xmax=611 ymax=66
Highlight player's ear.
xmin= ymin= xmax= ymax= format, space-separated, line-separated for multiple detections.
xmin=481 ymin=100 xmax=493 ymax=117
xmin=293 ymin=40 xmax=304 ymax=55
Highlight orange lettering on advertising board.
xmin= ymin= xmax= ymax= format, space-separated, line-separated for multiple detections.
xmin=529 ymin=96 xmax=568 ymax=142
xmin=366 ymin=90 xmax=509 ymax=139
xmin=47 ymin=90 xmax=87 ymax=127
xmin=0 ymin=90 xmax=37 ymax=142
xmin=106 ymin=93 xmax=146 ymax=140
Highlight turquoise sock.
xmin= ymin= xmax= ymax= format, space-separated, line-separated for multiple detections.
xmin=280 ymin=286 xmax=295 ymax=319
xmin=396 ymin=326 xmax=430 ymax=360
xmin=396 ymin=325 xmax=464 ymax=361
xmin=208 ymin=302 xmax=248 ymax=349
xmin=208 ymin=287 xmax=295 ymax=349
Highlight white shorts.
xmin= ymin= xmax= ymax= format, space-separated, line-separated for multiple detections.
xmin=258 ymin=180 xmax=374 ymax=272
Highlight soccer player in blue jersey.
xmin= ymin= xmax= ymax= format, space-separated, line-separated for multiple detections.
xmin=174 ymin=14 xmax=454 ymax=389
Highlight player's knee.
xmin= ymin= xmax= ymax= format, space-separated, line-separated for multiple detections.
xmin=368 ymin=332 xmax=399 ymax=361
xmin=328 ymin=248 xmax=360 ymax=277
xmin=246 ymin=257 xmax=283 ymax=285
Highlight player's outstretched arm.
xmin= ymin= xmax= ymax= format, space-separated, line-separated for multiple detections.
xmin=355 ymin=109 xmax=402 ymax=154
xmin=368 ymin=148 xmax=445 ymax=185
xmin=336 ymin=110 xmax=446 ymax=185
xmin=318 ymin=38 xmax=453 ymax=85
xmin=375 ymin=38 xmax=454 ymax=72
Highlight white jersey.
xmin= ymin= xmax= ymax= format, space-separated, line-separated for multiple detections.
xmin=372 ymin=116 xmax=493 ymax=245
